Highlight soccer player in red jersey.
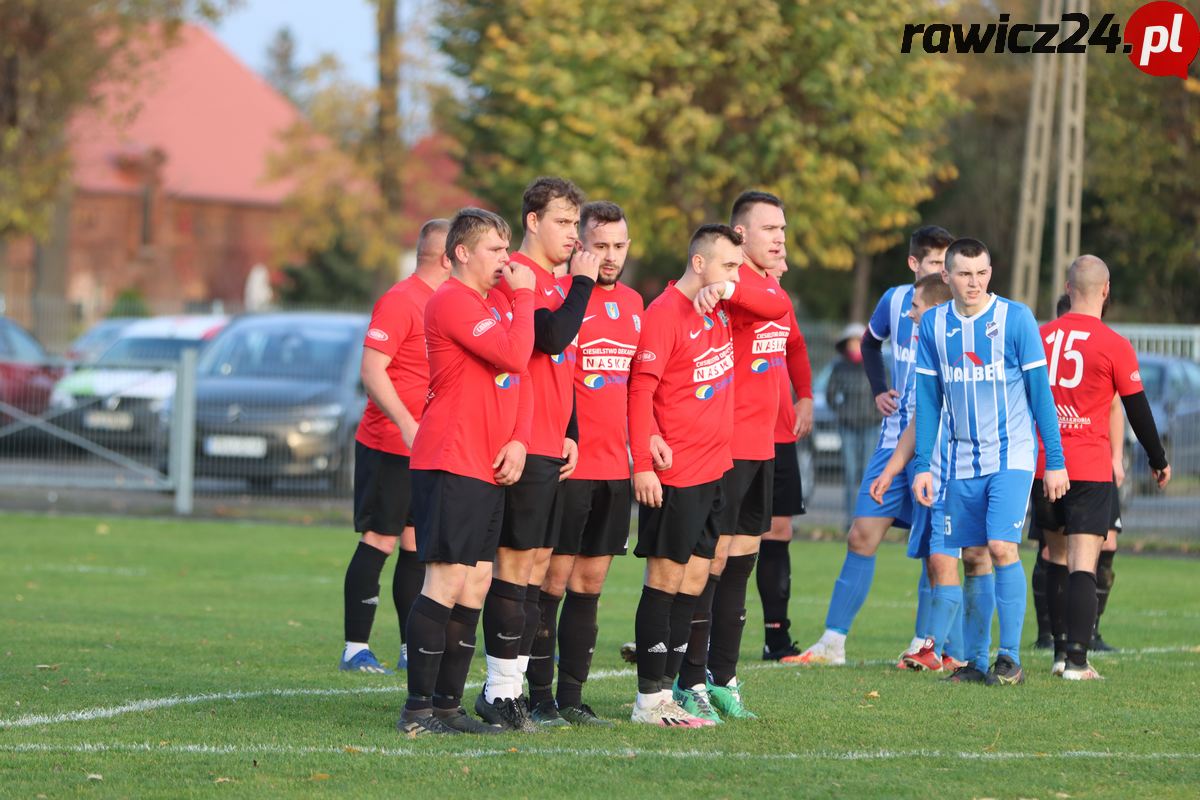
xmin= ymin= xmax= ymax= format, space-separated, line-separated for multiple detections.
xmin=340 ymin=219 xmax=451 ymax=675
xmin=398 ymin=208 xmax=537 ymax=736
xmin=756 ymin=253 xmax=814 ymax=662
xmin=478 ymin=177 xmax=604 ymax=731
xmin=627 ymin=224 xmax=791 ymax=727
xmin=672 ymin=192 xmax=794 ymax=721
xmin=524 ymin=201 xmax=642 ymax=727
xmin=1033 ymin=255 xmax=1169 ymax=680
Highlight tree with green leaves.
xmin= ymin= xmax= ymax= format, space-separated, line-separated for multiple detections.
xmin=438 ymin=0 xmax=961 ymax=318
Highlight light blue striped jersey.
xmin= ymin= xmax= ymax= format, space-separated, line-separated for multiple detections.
xmin=867 ymin=284 xmax=918 ymax=449
xmin=914 ymin=294 xmax=1047 ymax=479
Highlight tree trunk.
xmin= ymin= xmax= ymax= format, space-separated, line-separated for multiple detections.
xmin=374 ymin=0 xmax=402 ymax=292
xmin=850 ymin=248 xmax=872 ymax=324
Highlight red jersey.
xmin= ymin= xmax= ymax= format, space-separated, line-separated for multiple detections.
xmin=774 ymin=305 xmax=814 ymax=445
xmin=1035 ymin=312 xmax=1143 ymax=482
xmin=629 ymin=281 xmax=791 ymax=488
xmin=410 ymin=278 xmax=535 ymax=484
xmin=728 ymin=265 xmax=794 ymax=460
xmin=496 ymin=251 xmax=577 ymax=459
xmin=570 ymin=281 xmax=644 ymax=481
xmin=355 ymin=275 xmax=436 ymax=456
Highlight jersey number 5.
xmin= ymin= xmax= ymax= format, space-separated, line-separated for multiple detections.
xmin=1045 ymin=329 xmax=1091 ymax=389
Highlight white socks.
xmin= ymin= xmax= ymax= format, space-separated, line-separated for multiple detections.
xmin=819 ymin=630 xmax=848 ymax=650
xmin=343 ymin=642 xmax=370 ymax=660
xmin=484 ymin=656 xmax=522 ymax=703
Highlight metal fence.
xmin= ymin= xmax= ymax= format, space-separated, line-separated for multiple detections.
xmin=1 ymin=306 xmax=1197 ymax=538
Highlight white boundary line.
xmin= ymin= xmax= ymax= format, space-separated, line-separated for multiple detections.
xmin=3 ymin=646 xmax=1196 ymax=731
xmin=2 ymin=741 xmax=1198 ymax=763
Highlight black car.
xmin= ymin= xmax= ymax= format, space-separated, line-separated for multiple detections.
xmin=190 ymin=313 xmax=368 ymax=492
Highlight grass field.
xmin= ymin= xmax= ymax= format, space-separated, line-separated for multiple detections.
xmin=2 ymin=512 xmax=1198 ymax=798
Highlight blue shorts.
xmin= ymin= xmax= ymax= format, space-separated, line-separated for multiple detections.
xmin=944 ymin=470 xmax=1035 ymax=549
xmin=853 ymin=447 xmax=913 ymax=529
xmin=907 ymin=498 xmax=961 ymax=559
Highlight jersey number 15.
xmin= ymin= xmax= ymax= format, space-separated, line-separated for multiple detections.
xmin=1045 ymin=329 xmax=1091 ymax=389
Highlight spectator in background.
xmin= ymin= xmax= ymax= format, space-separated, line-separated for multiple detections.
xmin=826 ymin=323 xmax=876 ymax=522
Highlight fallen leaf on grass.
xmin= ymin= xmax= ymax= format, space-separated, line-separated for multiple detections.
xmin=343 ymin=746 xmax=361 ymax=754
xmin=1055 ymin=793 xmax=1071 ymax=799
xmin=461 ymin=766 xmax=470 ymax=775
xmin=508 ymin=748 xmax=518 ymax=753
xmin=35 ymin=664 xmax=59 ymax=671
xmin=95 ymin=524 xmax=110 ymax=535
xmin=86 ymin=774 xmax=103 ymax=781
xmin=287 ymin=620 xmax=302 ymax=628
xmin=865 ymin=690 xmax=880 ymax=699
xmin=215 ymin=777 xmax=233 ymax=784
xmin=309 ymin=773 xmax=330 ymax=781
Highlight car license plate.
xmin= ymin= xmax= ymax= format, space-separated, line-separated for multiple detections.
xmin=814 ymin=431 xmax=842 ymax=452
xmin=204 ymin=435 xmax=268 ymax=458
xmin=83 ymin=410 xmax=134 ymax=431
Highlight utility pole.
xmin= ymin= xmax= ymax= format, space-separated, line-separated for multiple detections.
xmin=1011 ymin=0 xmax=1088 ymax=316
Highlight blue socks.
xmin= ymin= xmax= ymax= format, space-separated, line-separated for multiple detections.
xmin=914 ymin=563 xmax=932 ymax=639
xmin=963 ymin=572 xmax=996 ymax=671
xmin=944 ymin=591 xmax=966 ymax=661
xmin=929 ymin=584 xmax=962 ymax=655
xmin=824 ymin=552 xmax=876 ymax=635
xmin=994 ymin=561 xmax=1027 ymax=665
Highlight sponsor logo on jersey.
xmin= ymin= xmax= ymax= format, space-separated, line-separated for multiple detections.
xmin=942 ymin=353 xmax=1005 ymax=384
xmin=551 ymin=352 xmax=566 ymax=364
xmin=694 ymin=384 xmax=714 ymax=400
xmin=894 ymin=343 xmax=917 ymax=364
xmin=494 ymin=372 xmax=513 ymax=389
xmin=580 ymin=338 xmax=636 ymax=372
xmin=634 ymin=351 xmax=656 ymax=363
xmin=1131 ymin=370 xmax=1141 ymax=383
xmin=491 ymin=307 xmax=502 ymax=321
xmin=606 ymin=301 xmax=620 ymax=319
xmin=703 ymin=315 xmax=715 ymax=330
xmin=633 ymin=314 xmax=641 ymax=333
xmin=986 ymin=320 xmax=1000 ymax=340
xmin=583 ymin=374 xmax=606 ymax=389
xmin=750 ymin=358 xmax=770 ymax=373
xmin=717 ymin=310 xmax=730 ymax=327
xmin=366 ymin=328 xmax=389 ymax=342
xmin=473 ymin=318 xmax=497 ymax=337
xmin=692 ymin=343 xmax=734 ymax=382
xmin=752 ymin=321 xmax=789 ymax=354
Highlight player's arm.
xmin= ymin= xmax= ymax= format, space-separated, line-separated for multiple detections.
xmin=1111 ymin=342 xmax=1168 ymax=486
xmin=865 ymin=289 xmax=899 ymax=415
xmin=445 ymin=288 xmax=536 ymax=374
xmin=360 ymin=348 xmax=420 ymax=447
xmin=1110 ymin=394 xmax=1126 ymax=486
xmin=708 ymin=280 xmax=791 ymax=320
xmin=629 ymin=315 xmax=672 ymax=506
xmin=532 ymin=251 xmax=599 ymax=355
xmin=870 ymin=421 xmax=916 ymax=504
xmin=1017 ymin=309 xmax=1069 ymax=500
xmin=785 ymin=307 xmax=814 ymax=438
xmin=911 ymin=314 xmax=942 ymax=506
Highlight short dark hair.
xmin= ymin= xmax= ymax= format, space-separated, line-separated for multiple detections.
xmin=415 ymin=218 xmax=450 ymax=263
xmin=944 ymin=237 xmax=990 ymax=272
xmin=688 ymin=223 xmax=744 ymax=262
xmin=909 ymin=225 xmax=955 ymax=261
xmin=914 ymin=273 xmax=952 ymax=305
xmin=446 ymin=208 xmax=511 ymax=268
xmin=579 ymin=200 xmax=625 ymax=237
xmin=730 ymin=191 xmax=784 ymax=227
xmin=521 ymin=176 xmax=585 ymax=231
xmin=1056 ymin=293 xmax=1072 ymax=317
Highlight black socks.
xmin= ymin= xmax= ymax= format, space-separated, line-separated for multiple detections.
xmin=527 ymin=592 xmax=563 ymax=705
xmin=556 ymin=591 xmax=599 ymax=709
xmin=634 ymin=586 xmax=674 ymax=695
xmin=433 ymin=604 xmax=480 ymax=711
xmin=393 ymin=548 xmax=424 ymax=644
xmin=343 ymin=541 xmax=388 ymax=643
xmin=757 ymin=540 xmax=792 ymax=651
xmin=1066 ymin=571 xmax=1098 ymax=667
xmin=678 ymin=576 xmax=718 ymax=689
xmin=404 ymin=594 xmax=451 ymax=710
xmin=709 ymin=553 xmax=756 ymax=686
xmin=482 ymin=579 xmax=527 ymax=659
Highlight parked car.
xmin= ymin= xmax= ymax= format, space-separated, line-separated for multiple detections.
xmin=189 ymin=312 xmax=368 ymax=492
xmin=1126 ymin=354 xmax=1200 ymax=494
xmin=65 ymin=318 xmax=138 ymax=364
xmin=0 ymin=317 xmax=64 ymax=431
xmin=49 ymin=315 xmax=228 ymax=451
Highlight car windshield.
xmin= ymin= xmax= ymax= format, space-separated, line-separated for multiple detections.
xmin=1138 ymin=362 xmax=1166 ymax=401
xmin=97 ymin=337 xmax=204 ymax=365
xmin=199 ymin=323 xmax=357 ymax=380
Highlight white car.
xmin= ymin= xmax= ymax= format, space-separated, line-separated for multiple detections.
xmin=49 ymin=315 xmax=228 ymax=450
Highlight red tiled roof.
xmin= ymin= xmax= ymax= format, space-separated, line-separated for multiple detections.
xmin=69 ymin=24 xmax=301 ymax=205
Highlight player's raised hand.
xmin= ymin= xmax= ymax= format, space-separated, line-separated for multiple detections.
xmin=493 ymin=440 xmax=528 ymax=485
xmin=649 ymin=434 xmax=673 ymax=471
xmin=870 ymin=470 xmax=895 ymax=505
xmin=912 ymin=471 xmax=935 ymax=507
xmin=875 ymin=389 xmax=900 ymax=416
xmin=1152 ymin=463 xmax=1171 ymax=489
xmin=559 ymin=437 xmax=578 ymax=481
xmin=1042 ymin=468 xmax=1070 ymax=503
xmin=634 ymin=470 xmax=663 ymax=508
xmin=694 ymin=283 xmax=725 ymax=315
xmin=793 ymin=398 xmax=814 ymax=439
xmin=570 ymin=244 xmax=601 ymax=282
xmin=503 ymin=258 xmax=536 ymax=292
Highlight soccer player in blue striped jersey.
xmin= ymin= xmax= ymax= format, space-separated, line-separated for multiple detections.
xmin=912 ymin=238 xmax=1069 ymax=686
xmin=791 ymin=225 xmax=954 ymax=666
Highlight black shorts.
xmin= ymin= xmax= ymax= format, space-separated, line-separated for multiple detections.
xmin=772 ymin=442 xmax=806 ymax=518
xmin=555 ymin=478 xmax=631 ymax=557
xmin=714 ymin=459 xmax=773 ymax=536
xmin=353 ymin=441 xmax=413 ymax=535
xmin=411 ymin=469 xmax=505 ymax=565
xmin=635 ymin=479 xmax=723 ymax=564
xmin=1110 ymin=483 xmax=1122 ymax=533
xmin=500 ymin=454 xmax=567 ymax=551
xmin=1032 ymin=479 xmax=1115 ymax=536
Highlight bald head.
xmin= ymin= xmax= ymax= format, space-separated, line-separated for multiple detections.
xmin=416 ymin=218 xmax=451 ymax=266
xmin=1067 ymin=255 xmax=1109 ymax=298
